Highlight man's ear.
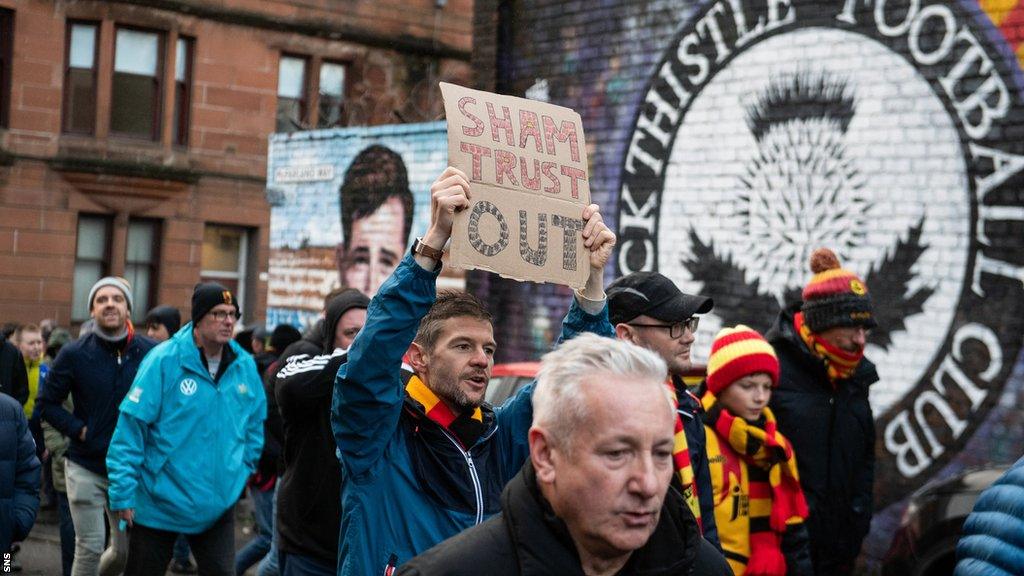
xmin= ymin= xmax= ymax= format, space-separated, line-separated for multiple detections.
xmin=529 ymin=427 xmax=557 ymax=485
xmin=407 ymin=341 xmax=428 ymax=374
xmin=614 ymin=323 xmax=636 ymax=343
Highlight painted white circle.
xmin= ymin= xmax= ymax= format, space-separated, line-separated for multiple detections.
xmin=659 ymin=27 xmax=969 ymax=414
xmin=179 ymin=378 xmax=198 ymax=397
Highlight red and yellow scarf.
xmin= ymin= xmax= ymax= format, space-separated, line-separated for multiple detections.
xmin=405 ymin=374 xmax=484 ymax=449
xmin=702 ymin=393 xmax=808 ymax=576
xmin=667 ymin=381 xmax=702 ymax=532
xmin=794 ymin=312 xmax=863 ymax=384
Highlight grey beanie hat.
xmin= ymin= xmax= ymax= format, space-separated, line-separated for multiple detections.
xmin=88 ymin=276 xmax=133 ymax=311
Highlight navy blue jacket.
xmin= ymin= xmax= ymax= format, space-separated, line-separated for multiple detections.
xmin=0 ymin=392 xmax=40 ymax=553
xmin=37 ymin=332 xmax=156 ymax=475
xmin=767 ymin=305 xmax=877 ymax=571
xmin=955 ymin=456 xmax=1024 ymax=576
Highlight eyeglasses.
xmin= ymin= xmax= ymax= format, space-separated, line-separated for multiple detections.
xmin=627 ymin=317 xmax=699 ymax=339
xmin=209 ymin=310 xmax=241 ymax=322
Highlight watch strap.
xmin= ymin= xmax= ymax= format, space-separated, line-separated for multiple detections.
xmin=412 ymin=237 xmax=445 ymax=260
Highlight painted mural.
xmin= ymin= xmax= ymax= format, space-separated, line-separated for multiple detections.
xmin=266 ymin=122 xmax=460 ymax=329
xmin=485 ymin=0 xmax=1024 ymax=564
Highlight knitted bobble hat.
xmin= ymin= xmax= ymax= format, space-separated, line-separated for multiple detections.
xmin=801 ymin=248 xmax=876 ymax=333
xmin=705 ymin=325 xmax=780 ymax=396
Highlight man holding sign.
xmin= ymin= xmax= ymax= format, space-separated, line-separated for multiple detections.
xmin=330 ymin=164 xmax=616 ymax=575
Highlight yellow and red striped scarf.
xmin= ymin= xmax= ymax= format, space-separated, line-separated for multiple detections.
xmin=702 ymin=393 xmax=808 ymax=576
xmin=667 ymin=381 xmax=702 ymax=532
xmin=794 ymin=312 xmax=863 ymax=385
xmin=405 ymin=374 xmax=484 ymax=448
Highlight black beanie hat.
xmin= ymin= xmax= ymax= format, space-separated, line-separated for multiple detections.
xmin=144 ymin=305 xmax=181 ymax=335
xmin=269 ymin=324 xmax=302 ymax=352
xmin=191 ymin=282 xmax=240 ymax=325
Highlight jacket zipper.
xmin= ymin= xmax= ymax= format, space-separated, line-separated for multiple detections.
xmin=440 ymin=428 xmax=484 ymax=525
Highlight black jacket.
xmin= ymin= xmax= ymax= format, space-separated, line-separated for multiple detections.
xmin=271 ymin=299 xmax=363 ymax=563
xmin=399 ymin=462 xmax=732 ymax=576
xmin=273 ymin=347 xmax=347 ymax=563
xmin=766 ymin=304 xmax=877 ymax=571
xmin=0 ymin=340 xmax=28 ymax=406
xmin=37 ymin=332 xmax=155 ymax=475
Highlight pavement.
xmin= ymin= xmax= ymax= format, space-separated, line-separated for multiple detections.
xmin=14 ymin=497 xmax=261 ymax=575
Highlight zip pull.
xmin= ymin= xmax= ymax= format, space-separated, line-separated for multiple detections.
xmin=383 ymin=553 xmax=398 ymax=576
xmin=117 ymin=350 xmax=122 ymax=366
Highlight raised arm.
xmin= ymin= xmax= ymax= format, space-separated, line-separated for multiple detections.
xmin=332 ymin=167 xmax=470 ymax=478
xmin=558 ymin=203 xmax=616 ymax=345
xmin=498 ymin=202 xmax=616 ymax=477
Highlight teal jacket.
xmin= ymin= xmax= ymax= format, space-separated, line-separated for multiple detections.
xmin=106 ymin=324 xmax=266 ymax=533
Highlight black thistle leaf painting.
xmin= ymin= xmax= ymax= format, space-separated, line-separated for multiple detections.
xmin=864 ymin=218 xmax=935 ymax=350
xmin=682 ymin=229 xmax=781 ymax=334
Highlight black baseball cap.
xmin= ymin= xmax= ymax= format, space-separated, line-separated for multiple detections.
xmin=607 ymin=272 xmax=714 ymax=326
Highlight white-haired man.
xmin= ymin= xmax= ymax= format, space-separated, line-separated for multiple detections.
xmin=399 ymin=334 xmax=731 ymax=576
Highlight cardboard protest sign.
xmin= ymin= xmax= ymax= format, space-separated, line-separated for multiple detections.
xmin=440 ymin=82 xmax=590 ymax=289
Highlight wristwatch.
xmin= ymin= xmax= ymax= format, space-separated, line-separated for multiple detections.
xmin=412 ymin=237 xmax=445 ymax=260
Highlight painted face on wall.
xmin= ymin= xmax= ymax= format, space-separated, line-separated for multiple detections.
xmin=339 ymin=196 xmax=407 ymax=297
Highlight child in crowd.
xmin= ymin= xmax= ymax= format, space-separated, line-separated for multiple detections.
xmin=701 ymin=325 xmax=813 ymax=576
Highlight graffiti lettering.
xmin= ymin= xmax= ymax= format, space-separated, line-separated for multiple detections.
xmin=884 ymin=323 xmax=1001 ymax=477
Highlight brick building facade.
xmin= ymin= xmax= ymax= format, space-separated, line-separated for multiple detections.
xmin=471 ymin=0 xmax=1024 ymax=564
xmin=0 ymin=0 xmax=471 ymax=326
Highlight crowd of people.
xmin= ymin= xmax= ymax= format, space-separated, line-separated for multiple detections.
xmin=0 ymin=165 xmax=1019 ymax=576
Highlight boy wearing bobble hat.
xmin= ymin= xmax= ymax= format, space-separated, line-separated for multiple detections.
xmin=702 ymin=325 xmax=812 ymax=576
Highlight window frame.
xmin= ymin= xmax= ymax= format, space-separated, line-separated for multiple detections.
xmin=109 ymin=24 xmax=165 ymax=141
xmin=200 ymin=224 xmax=251 ymax=316
xmin=276 ymin=53 xmax=309 ymax=133
xmin=316 ymin=59 xmax=347 ymax=129
xmin=62 ymin=19 xmax=101 ymax=135
xmin=124 ymin=218 xmax=162 ymax=323
xmin=173 ymin=35 xmax=194 ymax=147
xmin=72 ymin=214 xmax=113 ymax=322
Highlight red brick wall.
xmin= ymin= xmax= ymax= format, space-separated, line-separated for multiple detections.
xmin=0 ymin=0 xmax=472 ymax=326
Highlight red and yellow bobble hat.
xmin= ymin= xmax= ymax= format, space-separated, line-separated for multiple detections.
xmin=801 ymin=248 xmax=876 ymax=333
xmin=705 ymin=325 xmax=780 ymax=396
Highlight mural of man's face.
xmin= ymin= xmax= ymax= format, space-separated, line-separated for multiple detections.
xmin=339 ymin=196 xmax=407 ymax=297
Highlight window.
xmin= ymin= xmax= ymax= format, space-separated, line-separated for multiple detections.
xmin=111 ymin=27 xmax=163 ymax=139
xmin=124 ymin=219 xmax=160 ymax=322
xmin=72 ymin=215 xmax=112 ymax=321
xmin=317 ymin=61 xmax=345 ymax=128
xmin=173 ymin=36 xmax=193 ymax=146
xmin=63 ymin=21 xmax=99 ymax=134
xmin=276 ymin=55 xmax=307 ymax=132
xmin=201 ymin=225 xmax=249 ymax=312
xmin=0 ymin=10 xmax=12 ymax=128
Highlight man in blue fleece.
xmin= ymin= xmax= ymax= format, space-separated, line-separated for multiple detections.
xmin=106 ymin=283 xmax=266 ymax=576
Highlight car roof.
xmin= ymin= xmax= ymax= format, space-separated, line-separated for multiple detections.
xmin=490 ymin=362 xmax=540 ymax=377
